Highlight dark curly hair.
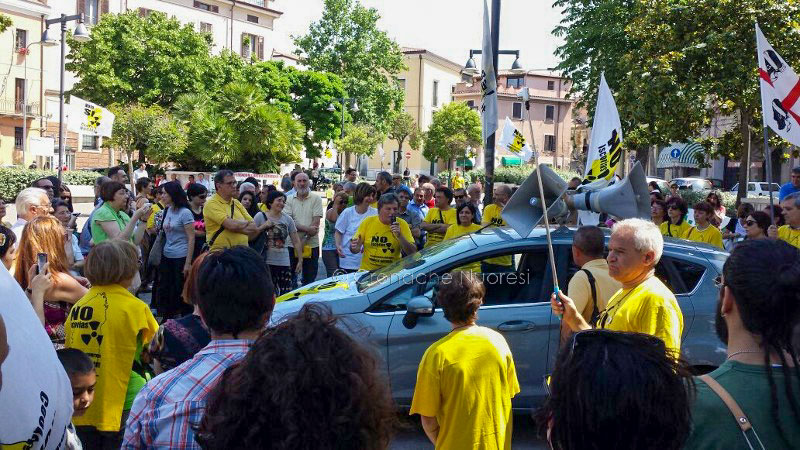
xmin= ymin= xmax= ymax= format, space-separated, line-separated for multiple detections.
xmin=535 ymin=330 xmax=694 ymax=450
xmin=196 ymin=304 xmax=397 ymax=449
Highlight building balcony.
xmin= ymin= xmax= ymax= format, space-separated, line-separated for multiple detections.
xmin=239 ymin=0 xmax=266 ymax=7
xmin=0 ymin=99 xmax=42 ymax=117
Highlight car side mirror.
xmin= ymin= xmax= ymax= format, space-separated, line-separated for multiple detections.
xmin=403 ymin=296 xmax=435 ymax=329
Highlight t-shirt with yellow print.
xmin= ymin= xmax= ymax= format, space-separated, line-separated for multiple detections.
xmin=258 ymin=202 xmax=268 ymax=214
xmin=681 ymin=224 xmax=723 ymax=249
xmin=443 ymin=223 xmax=482 ymax=273
xmin=482 ymin=203 xmax=513 ymax=266
xmin=777 ymin=225 xmax=800 ymax=249
xmin=596 ymin=276 xmax=684 ymax=355
xmin=660 ymin=220 xmax=690 ymax=239
xmin=423 ymin=207 xmax=457 ymax=248
xmin=410 ymin=326 xmax=519 ymax=450
xmin=354 ymin=216 xmax=414 ymax=271
xmin=146 ymin=202 xmax=163 ymax=230
xmin=203 ymin=193 xmax=253 ymax=251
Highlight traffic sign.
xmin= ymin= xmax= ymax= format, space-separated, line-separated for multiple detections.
xmin=405 ymin=151 xmax=411 ymax=159
xmin=670 ymin=148 xmax=681 ymax=159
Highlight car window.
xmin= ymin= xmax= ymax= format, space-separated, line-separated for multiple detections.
xmin=748 ymin=183 xmax=756 ymax=191
xmin=655 ymin=256 xmax=706 ymax=295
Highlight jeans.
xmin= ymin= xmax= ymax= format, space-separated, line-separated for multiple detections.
xmin=321 ymin=249 xmax=339 ymax=278
xmin=289 ymin=246 xmax=320 ymax=287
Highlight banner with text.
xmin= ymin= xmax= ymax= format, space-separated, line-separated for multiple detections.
xmin=67 ymin=95 xmax=115 ymax=137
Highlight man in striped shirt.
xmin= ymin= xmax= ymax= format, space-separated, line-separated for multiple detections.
xmin=122 ymin=247 xmax=275 ymax=449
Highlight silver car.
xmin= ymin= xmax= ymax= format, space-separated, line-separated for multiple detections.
xmin=272 ymin=227 xmax=727 ymax=409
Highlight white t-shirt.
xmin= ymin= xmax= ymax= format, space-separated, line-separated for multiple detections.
xmin=334 ymin=205 xmax=377 ymax=270
xmin=133 ymin=168 xmax=149 ymax=181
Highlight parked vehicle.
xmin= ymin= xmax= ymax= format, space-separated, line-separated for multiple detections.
xmin=314 ymin=167 xmax=342 ymax=190
xmin=670 ymin=177 xmax=713 ymax=192
xmin=646 ymin=177 xmax=670 ymax=193
xmin=706 ymin=178 xmax=725 ymax=190
xmin=272 ymin=226 xmax=727 ymax=410
xmin=729 ymin=182 xmax=781 ymax=197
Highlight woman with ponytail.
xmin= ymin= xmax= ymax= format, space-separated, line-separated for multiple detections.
xmin=686 ymin=239 xmax=800 ymax=449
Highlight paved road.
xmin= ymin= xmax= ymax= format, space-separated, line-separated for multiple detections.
xmin=391 ymin=414 xmax=547 ymax=449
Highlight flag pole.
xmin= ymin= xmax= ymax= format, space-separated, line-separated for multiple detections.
xmin=762 ymin=126 xmax=775 ymax=223
xmin=523 ymin=89 xmax=559 ymax=294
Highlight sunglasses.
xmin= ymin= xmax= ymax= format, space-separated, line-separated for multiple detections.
xmin=745 ymin=220 xmax=756 ymax=227
xmin=668 ymin=205 xmax=680 ymax=210
xmin=198 ymin=195 xmax=207 ymax=199
xmin=454 ymin=195 xmax=466 ymax=199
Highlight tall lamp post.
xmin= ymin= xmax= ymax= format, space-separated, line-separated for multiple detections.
xmin=327 ymin=97 xmax=359 ymax=177
xmin=44 ymin=14 xmax=90 ymax=181
xmin=22 ymin=35 xmax=59 ymax=165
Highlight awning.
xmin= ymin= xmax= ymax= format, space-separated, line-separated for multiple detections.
xmin=501 ymin=156 xmax=522 ymax=166
xmin=657 ymin=142 xmax=703 ymax=169
xmin=456 ymin=157 xmax=474 ymax=168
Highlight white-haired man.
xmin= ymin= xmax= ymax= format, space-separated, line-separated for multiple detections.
xmin=552 ymin=218 xmax=683 ymax=354
xmin=12 ymin=187 xmax=52 ymax=240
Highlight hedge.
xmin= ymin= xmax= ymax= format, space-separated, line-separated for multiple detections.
xmin=0 ymin=167 xmax=100 ymax=201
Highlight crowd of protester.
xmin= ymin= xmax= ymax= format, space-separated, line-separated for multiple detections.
xmin=1 ymin=164 xmax=799 ymax=449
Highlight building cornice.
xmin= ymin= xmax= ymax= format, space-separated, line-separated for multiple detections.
xmin=222 ymin=0 xmax=283 ymax=17
xmin=1 ymin=0 xmax=51 ymax=18
xmin=402 ymin=48 xmax=463 ymax=74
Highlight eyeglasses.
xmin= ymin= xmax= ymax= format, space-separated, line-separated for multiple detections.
xmin=668 ymin=205 xmax=680 ymax=210
xmin=745 ymin=220 xmax=756 ymax=226
xmin=454 ymin=195 xmax=466 ymax=199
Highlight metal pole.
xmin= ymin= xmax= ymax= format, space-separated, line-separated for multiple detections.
xmin=763 ymin=126 xmax=775 ymax=223
xmin=341 ymin=99 xmax=345 ymax=175
xmin=22 ymin=48 xmax=27 ymax=166
xmin=483 ymin=0 xmax=500 ymax=207
xmin=57 ymin=15 xmax=66 ymax=181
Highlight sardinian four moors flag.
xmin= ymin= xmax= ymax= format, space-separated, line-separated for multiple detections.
xmin=67 ymin=95 xmax=115 ymax=137
xmin=480 ymin=0 xmax=498 ymax=144
xmin=756 ymin=23 xmax=800 ymax=146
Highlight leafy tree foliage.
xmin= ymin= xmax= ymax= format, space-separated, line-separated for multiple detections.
xmin=423 ymin=103 xmax=481 ymax=170
xmin=0 ymin=14 xmax=12 ymax=33
xmin=388 ymin=112 xmax=422 ymax=173
xmin=334 ymin=124 xmax=384 ymax=167
xmin=294 ymin=0 xmax=405 ymax=133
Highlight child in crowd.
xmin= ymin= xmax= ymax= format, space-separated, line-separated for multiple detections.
xmin=57 ymin=348 xmax=97 ymax=450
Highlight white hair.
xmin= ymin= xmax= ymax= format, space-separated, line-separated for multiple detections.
xmin=238 ymin=182 xmax=256 ymax=195
xmin=467 ymin=183 xmax=481 ymax=194
xmin=15 ymin=187 xmax=48 ymax=220
xmin=611 ymin=218 xmax=664 ymax=264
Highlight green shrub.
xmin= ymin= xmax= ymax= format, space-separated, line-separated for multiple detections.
xmin=0 ymin=167 xmax=100 ymax=201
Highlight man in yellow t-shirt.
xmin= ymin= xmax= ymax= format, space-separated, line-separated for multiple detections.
xmin=768 ymin=193 xmax=800 ymax=249
xmin=552 ymin=219 xmax=684 ymax=355
xmin=351 ymin=193 xmax=416 ymax=271
xmin=411 ymin=272 xmax=519 ymax=450
xmin=203 ymin=170 xmax=265 ymax=251
xmin=482 ymin=184 xmax=513 ymax=271
xmin=421 ymin=187 xmax=457 ymax=248
xmin=681 ymin=201 xmax=723 ymax=249
xmin=451 ymin=168 xmax=465 ymax=190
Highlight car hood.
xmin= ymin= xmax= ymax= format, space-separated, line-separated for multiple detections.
xmin=271 ymin=272 xmax=370 ymax=321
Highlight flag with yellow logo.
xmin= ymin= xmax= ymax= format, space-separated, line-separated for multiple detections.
xmin=498 ymin=117 xmax=533 ymax=162
xmin=581 ymin=74 xmax=623 ymax=190
xmin=67 ymin=95 xmax=115 ymax=137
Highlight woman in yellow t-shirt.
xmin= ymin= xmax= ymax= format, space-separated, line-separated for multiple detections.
xmin=443 ymin=203 xmax=482 ymax=273
xmin=682 ymin=201 xmax=724 ymax=249
xmin=661 ymin=197 xmax=690 ymax=238
xmin=410 ymin=272 xmax=519 ymax=450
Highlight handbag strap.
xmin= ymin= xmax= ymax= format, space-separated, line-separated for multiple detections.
xmin=207 ymin=203 xmax=235 ymax=248
xmin=581 ymin=268 xmax=599 ymax=326
xmin=698 ymin=374 xmax=765 ymax=450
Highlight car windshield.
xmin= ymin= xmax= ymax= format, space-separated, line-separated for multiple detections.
xmin=356 ymin=235 xmax=478 ymax=293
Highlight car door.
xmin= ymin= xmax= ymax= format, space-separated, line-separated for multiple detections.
xmin=382 ymin=245 xmax=559 ymax=409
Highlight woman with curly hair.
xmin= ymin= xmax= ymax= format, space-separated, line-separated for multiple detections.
xmin=196 ymin=303 xmax=396 ymax=449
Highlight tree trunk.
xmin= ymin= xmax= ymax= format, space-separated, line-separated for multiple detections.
xmin=736 ymin=110 xmax=751 ymax=205
xmin=635 ymin=146 xmax=649 ymax=174
xmin=345 ymin=151 xmax=351 ymax=170
xmin=127 ymin=150 xmax=136 ymax=196
xmin=395 ymin=138 xmax=405 ymax=174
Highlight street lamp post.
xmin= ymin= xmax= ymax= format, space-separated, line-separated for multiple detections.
xmin=44 ymin=14 xmax=90 ymax=181
xmin=327 ymin=97 xmax=358 ymax=177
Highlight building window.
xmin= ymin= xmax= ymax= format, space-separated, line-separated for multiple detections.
xmin=247 ymin=14 xmax=259 ymax=23
xmin=199 ymin=22 xmax=213 ymax=33
xmin=397 ymin=78 xmax=406 ymax=90
xmin=507 ymin=76 xmax=524 ymax=89
xmin=432 ymin=80 xmax=439 ymax=106
xmin=14 ymin=127 xmax=23 ymax=149
xmin=84 ymin=0 xmax=100 ymax=25
xmin=15 ymin=29 xmax=27 ymax=51
xmin=544 ymin=135 xmax=556 ymax=152
xmin=138 ymin=8 xmax=152 ymax=17
xmin=82 ymin=134 xmax=99 ymax=150
xmin=466 ymin=100 xmax=475 ymax=109
xmin=193 ymin=1 xmax=219 ymax=13
xmin=241 ymin=33 xmax=263 ymax=60
xmin=545 ymin=105 xmax=555 ymax=121
xmin=15 ymin=78 xmax=24 ymax=113
xmin=547 ymin=80 xmax=555 ymax=90
xmin=512 ymin=102 xmax=522 ymax=119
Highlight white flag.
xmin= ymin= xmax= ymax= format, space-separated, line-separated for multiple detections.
xmin=498 ymin=117 xmax=533 ymax=162
xmin=67 ymin=96 xmax=115 ymax=137
xmin=756 ymin=23 xmax=800 ymax=146
xmin=581 ymin=74 xmax=624 ymax=191
xmin=480 ymin=0 xmax=498 ymax=144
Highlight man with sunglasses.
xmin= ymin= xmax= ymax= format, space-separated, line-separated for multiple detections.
xmin=204 ymin=170 xmax=266 ymax=251
xmin=31 ymin=177 xmax=55 ymax=201
xmin=552 ymin=218 xmax=683 ymax=355
xmin=453 ymin=188 xmax=468 ymax=208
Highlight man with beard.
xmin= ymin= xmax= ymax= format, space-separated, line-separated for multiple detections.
xmin=285 ymin=172 xmax=324 ymax=286
xmin=685 ymin=239 xmax=800 ymax=449
xmin=551 ymin=218 xmax=683 ymax=355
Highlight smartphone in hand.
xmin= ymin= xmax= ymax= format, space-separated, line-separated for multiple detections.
xmin=390 ymin=214 xmax=397 ymax=225
xmin=37 ymin=253 xmax=48 ymax=275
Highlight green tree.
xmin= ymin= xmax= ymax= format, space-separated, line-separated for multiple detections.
xmin=294 ymin=0 xmax=406 ymax=133
xmin=173 ymin=82 xmax=304 ymax=172
xmin=0 ymin=14 xmax=12 ymax=33
xmin=423 ymin=102 xmax=482 ymax=172
xmin=334 ymin=124 xmax=384 ymax=167
xmin=107 ymin=104 xmax=188 ymax=183
xmin=288 ymin=68 xmax=348 ymax=158
xmin=388 ymin=111 xmax=422 ymax=173
xmin=66 ymin=11 xmax=215 ymax=107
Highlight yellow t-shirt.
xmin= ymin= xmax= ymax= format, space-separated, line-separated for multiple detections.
xmin=660 ymin=220 xmax=690 ymax=239
xmin=451 ymin=175 xmax=465 ymax=189
xmin=682 ymin=224 xmax=723 ymax=249
xmin=423 ymin=207 xmax=457 ymax=248
xmin=777 ymin=225 xmax=800 ymax=249
xmin=203 ymin=193 xmax=253 ymax=251
xmin=597 ymin=276 xmax=684 ymax=355
xmin=146 ymin=202 xmax=163 ymax=230
xmin=258 ymin=203 xmax=268 ymax=214
xmin=66 ymin=284 xmax=158 ymax=431
xmin=482 ymin=203 xmax=512 ymax=267
xmin=354 ymin=216 xmax=414 ymax=271
xmin=567 ymin=259 xmax=622 ymax=325
xmin=443 ymin=223 xmax=482 ymax=273
xmin=410 ymin=326 xmax=519 ymax=450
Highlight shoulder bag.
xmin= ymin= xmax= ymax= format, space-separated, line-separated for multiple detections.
xmin=201 ymin=203 xmax=235 ymax=253
xmin=698 ymin=374 xmax=765 ymax=450
xmin=581 ymin=268 xmax=599 ymax=326
xmin=147 ymin=207 xmax=169 ymax=268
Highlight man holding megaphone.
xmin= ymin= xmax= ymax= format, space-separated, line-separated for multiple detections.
xmin=551 ymin=219 xmax=684 ymax=355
